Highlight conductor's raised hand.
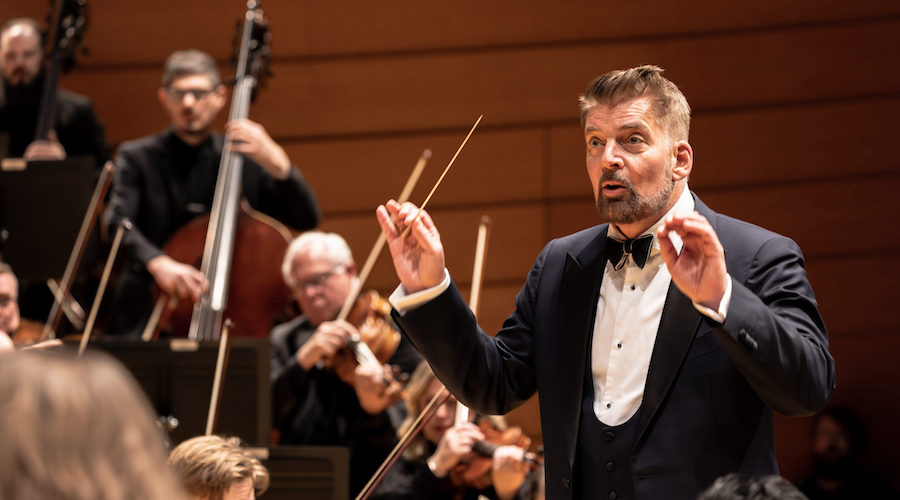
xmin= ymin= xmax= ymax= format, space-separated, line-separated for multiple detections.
xmin=376 ymin=200 xmax=446 ymax=293
xmin=657 ymin=211 xmax=729 ymax=311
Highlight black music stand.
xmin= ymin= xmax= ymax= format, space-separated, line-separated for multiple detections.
xmin=0 ymin=157 xmax=97 ymax=281
xmin=259 ymin=446 xmax=350 ymax=500
xmin=89 ymin=337 xmax=272 ymax=447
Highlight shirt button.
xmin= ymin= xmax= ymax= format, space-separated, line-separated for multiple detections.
xmin=617 ymin=342 xmax=622 ymax=349
xmin=609 ymin=491 xmax=618 ymax=500
xmin=605 ymin=431 xmax=615 ymax=441
xmin=606 ymin=461 xmax=616 ymax=472
xmin=630 ymin=284 xmax=636 ymax=291
xmin=606 ymin=402 xmax=611 ymax=408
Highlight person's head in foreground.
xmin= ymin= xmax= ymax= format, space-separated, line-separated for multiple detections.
xmin=0 ymin=349 xmax=186 ymax=500
xmin=168 ymin=435 xmax=270 ymax=500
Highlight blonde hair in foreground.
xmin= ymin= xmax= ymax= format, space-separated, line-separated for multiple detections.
xmin=169 ymin=435 xmax=269 ymax=500
xmin=0 ymin=350 xmax=187 ymax=500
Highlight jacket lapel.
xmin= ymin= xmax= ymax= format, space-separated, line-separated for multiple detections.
xmin=635 ymin=283 xmax=702 ymax=443
xmin=556 ymin=228 xmax=607 ymax=469
xmin=635 ymin=191 xmax=717 ymax=443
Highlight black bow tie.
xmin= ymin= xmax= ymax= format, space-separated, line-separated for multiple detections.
xmin=605 ymin=234 xmax=654 ymax=270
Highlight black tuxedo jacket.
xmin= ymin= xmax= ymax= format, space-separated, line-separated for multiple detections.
xmin=393 ymin=194 xmax=835 ymax=500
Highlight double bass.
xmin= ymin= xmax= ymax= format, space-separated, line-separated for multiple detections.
xmin=158 ymin=1 xmax=290 ymax=341
xmin=34 ymin=0 xmax=88 ymax=145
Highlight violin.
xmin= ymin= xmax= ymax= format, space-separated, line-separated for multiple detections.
xmin=327 ymin=289 xmax=401 ymax=389
xmin=449 ymin=416 xmax=539 ymax=490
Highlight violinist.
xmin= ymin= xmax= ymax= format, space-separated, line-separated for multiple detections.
xmin=0 ymin=262 xmax=21 ymax=346
xmin=270 ymin=231 xmax=421 ymax=494
xmin=104 ymin=49 xmax=319 ymax=337
xmin=371 ymin=361 xmax=533 ymax=500
xmin=0 ymin=18 xmax=109 ymax=165
xmin=0 ymin=262 xmax=62 ymax=353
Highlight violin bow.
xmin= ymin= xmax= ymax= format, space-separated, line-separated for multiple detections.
xmin=78 ymin=218 xmax=132 ymax=355
xmin=335 ymin=149 xmax=431 ymax=369
xmin=43 ymin=162 xmax=115 ymax=339
xmin=206 ymin=319 xmax=233 ymax=436
xmin=356 ymin=385 xmax=453 ymax=500
xmin=455 ymin=216 xmax=492 ymax=426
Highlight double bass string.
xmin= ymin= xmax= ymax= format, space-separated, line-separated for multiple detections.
xmin=399 ymin=115 xmax=483 ymax=239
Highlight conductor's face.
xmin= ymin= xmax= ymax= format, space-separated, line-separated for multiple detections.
xmin=290 ymin=251 xmax=356 ymax=327
xmin=158 ymin=74 xmax=226 ymax=141
xmin=584 ymin=96 xmax=687 ymax=236
xmin=0 ymin=25 xmax=42 ymax=88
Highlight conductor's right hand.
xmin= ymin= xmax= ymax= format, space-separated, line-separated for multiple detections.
xmin=376 ymin=200 xmax=446 ymax=293
xmin=146 ymin=254 xmax=208 ymax=303
xmin=296 ymin=320 xmax=355 ymax=371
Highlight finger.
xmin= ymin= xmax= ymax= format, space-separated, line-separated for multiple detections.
xmin=656 ymin=225 xmax=679 ymax=265
xmin=226 ymin=118 xmax=252 ymax=132
xmin=331 ymin=320 xmax=358 ymax=338
xmin=376 ymin=205 xmax=400 ymax=239
xmin=396 ymin=202 xmax=420 ymax=226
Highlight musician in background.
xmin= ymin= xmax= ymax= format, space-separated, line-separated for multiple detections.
xmin=0 ymin=17 xmax=108 ymax=165
xmin=168 ymin=435 xmax=270 ymax=500
xmin=105 ymin=49 xmax=319 ymax=337
xmin=371 ymin=361 xmax=533 ymax=500
xmin=271 ymin=231 xmax=420 ymax=494
xmin=0 ymin=262 xmax=20 ymax=335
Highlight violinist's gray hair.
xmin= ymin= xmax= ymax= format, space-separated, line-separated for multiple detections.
xmin=281 ymin=231 xmax=354 ymax=289
xmin=0 ymin=349 xmax=188 ymax=500
xmin=162 ymin=49 xmax=221 ymax=88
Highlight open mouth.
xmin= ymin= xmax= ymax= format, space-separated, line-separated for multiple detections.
xmin=601 ymin=182 xmax=627 ymax=196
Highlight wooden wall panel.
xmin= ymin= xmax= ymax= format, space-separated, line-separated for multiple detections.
xmin=59 ymin=19 xmax=900 ymax=144
xmin=284 ymin=128 xmax=544 ymax=214
xmin=806 ymin=255 xmax=900 ymax=337
xmin=548 ymin=97 xmax=900 ymax=198
xmin=8 ymin=1 xmax=899 ymax=65
xmin=776 ymin=331 xmax=900 ymax=486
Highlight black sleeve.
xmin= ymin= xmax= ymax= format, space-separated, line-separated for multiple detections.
xmin=270 ymin=327 xmax=315 ymax=429
xmin=244 ymin=163 xmax=320 ymax=231
xmin=56 ymin=92 xmax=110 ymax=167
xmin=105 ymin=146 xmax=164 ymax=266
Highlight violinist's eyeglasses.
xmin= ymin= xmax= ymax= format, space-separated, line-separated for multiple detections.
xmin=294 ymin=265 xmax=346 ymax=292
xmin=166 ymin=88 xmax=215 ymax=102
